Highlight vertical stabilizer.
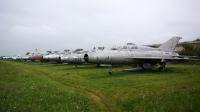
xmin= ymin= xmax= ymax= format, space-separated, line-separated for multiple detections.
xmin=159 ymin=36 xmax=182 ymax=52
xmin=35 ymin=49 xmax=38 ymax=55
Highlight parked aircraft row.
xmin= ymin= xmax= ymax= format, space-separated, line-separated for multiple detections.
xmin=2 ymin=49 xmax=88 ymax=64
xmin=1 ymin=37 xmax=198 ymax=74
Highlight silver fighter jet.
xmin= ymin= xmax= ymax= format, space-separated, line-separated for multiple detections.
xmin=61 ymin=49 xmax=89 ymax=67
xmin=83 ymin=37 xmax=197 ymax=74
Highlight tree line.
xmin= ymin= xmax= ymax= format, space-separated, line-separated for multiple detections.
xmin=179 ymin=43 xmax=200 ymax=59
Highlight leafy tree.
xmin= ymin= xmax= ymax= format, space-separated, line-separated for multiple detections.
xmin=194 ymin=46 xmax=200 ymax=58
xmin=64 ymin=49 xmax=70 ymax=52
xmin=54 ymin=51 xmax=59 ymax=54
xmin=179 ymin=43 xmax=200 ymax=58
xmin=26 ymin=52 xmax=30 ymax=55
xmin=47 ymin=51 xmax=52 ymax=54
xmin=196 ymin=38 xmax=200 ymax=41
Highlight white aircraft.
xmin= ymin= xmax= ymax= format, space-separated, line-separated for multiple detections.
xmin=83 ymin=37 xmax=197 ymax=74
xmin=61 ymin=49 xmax=88 ymax=67
xmin=2 ymin=56 xmax=11 ymax=59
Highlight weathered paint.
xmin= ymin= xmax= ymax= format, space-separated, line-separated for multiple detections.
xmin=29 ymin=55 xmax=43 ymax=61
xmin=83 ymin=37 xmax=185 ymax=72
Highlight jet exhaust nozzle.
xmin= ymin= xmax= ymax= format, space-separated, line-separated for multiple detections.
xmin=84 ymin=54 xmax=89 ymax=63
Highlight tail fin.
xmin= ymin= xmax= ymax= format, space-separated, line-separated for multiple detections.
xmin=35 ymin=49 xmax=38 ymax=55
xmin=159 ymin=36 xmax=182 ymax=52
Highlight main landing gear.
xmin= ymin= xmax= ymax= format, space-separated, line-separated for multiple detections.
xmin=97 ymin=64 xmax=113 ymax=74
xmin=158 ymin=62 xmax=166 ymax=72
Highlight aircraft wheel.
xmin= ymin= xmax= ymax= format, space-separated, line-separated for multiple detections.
xmin=158 ymin=67 xmax=162 ymax=72
xmin=109 ymin=71 xmax=113 ymax=74
xmin=158 ymin=67 xmax=165 ymax=72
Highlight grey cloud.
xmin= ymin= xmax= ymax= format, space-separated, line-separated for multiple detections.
xmin=0 ymin=0 xmax=200 ymax=56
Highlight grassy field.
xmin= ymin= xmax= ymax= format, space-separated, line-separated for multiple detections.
xmin=0 ymin=60 xmax=200 ymax=112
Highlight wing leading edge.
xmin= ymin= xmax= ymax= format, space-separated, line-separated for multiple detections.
xmin=128 ymin=56 xmax=198 ymax=60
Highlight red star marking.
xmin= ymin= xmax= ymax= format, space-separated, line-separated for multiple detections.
xmin=170 ymin=43 xmax=174 ymax=47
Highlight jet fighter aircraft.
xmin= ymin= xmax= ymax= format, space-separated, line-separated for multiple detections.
xmin=83 ymin=37 xmax=197 ymax=74
xmin=29 ymin=49 xmax=44 ymax=61
xmin=11 ymin=55 xmax=18 ymax=60
xmin=21 ymin=55 xmax=30 ymax=61
xmin=61 ymin=49 xmax=89 ymax=67
xmin=2 ymin=56 xmax=11 ymax=59
xmin=42 ymin=51 xmax=69 ymax=63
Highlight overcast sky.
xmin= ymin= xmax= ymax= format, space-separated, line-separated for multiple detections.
xmin=0 ymin=0 xmax=200 ymax=56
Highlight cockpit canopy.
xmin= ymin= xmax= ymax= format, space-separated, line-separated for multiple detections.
xmin=111 ymin=45 xmax=138 ymax=50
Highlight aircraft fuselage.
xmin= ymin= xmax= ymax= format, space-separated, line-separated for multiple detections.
xmin=84 ymin=49 xmax=178 ymax=65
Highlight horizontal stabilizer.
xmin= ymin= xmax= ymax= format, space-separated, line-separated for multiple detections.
xmin=128 ymin=56 xmax=198 ymax=60
xmin=172 ymin=55 xmax=199 ymax=60
xmin=175 ymin=55 xmax=197 ymax=58
xmin=128 ymin=57 xmax=174 ymax=60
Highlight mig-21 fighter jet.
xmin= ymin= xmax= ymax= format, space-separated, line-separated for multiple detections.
xmin=61 ymin=49 xmax=89 ymax=67
xmin=83 ymin=37 xmax=197 ymax=74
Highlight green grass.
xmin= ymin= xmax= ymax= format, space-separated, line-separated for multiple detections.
xmin=0 ymin=60 xmax=200 ymax=112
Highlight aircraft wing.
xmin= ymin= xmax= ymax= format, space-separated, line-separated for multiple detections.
xmin=128 ymin=56 xmax=198 ymax=61
xmin=173 ymin=55 xmax=198 ymax=58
